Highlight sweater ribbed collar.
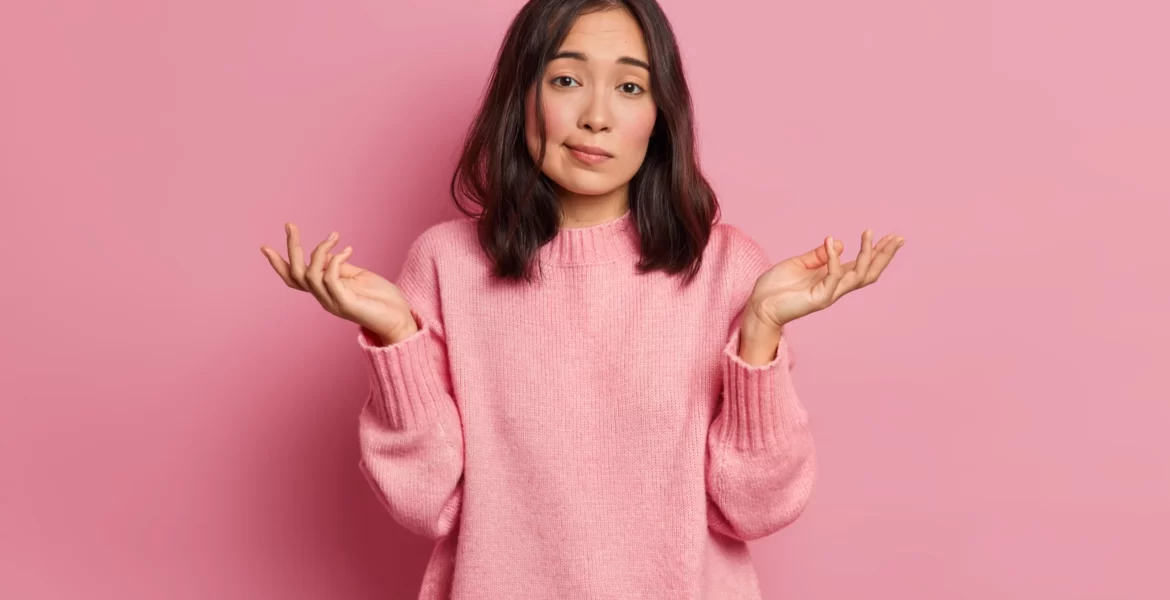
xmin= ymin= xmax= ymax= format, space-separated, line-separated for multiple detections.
xmin=537 ymin=209 xmax=641 ymax=266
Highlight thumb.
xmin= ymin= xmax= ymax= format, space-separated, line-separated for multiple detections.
xmin=326 ymin=251 xmax=365 ymax=277
xmin=337 ymin=261 xmax=364 ymax=278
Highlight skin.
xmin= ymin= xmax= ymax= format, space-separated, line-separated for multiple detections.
xmin=259 ymin=9 xmax=907 ymax=356
xmin=738 ymin=232 xmax=905 ymax=365
xmin=525 ymin=8 xmax=657 ymax=228
xmin=260 ymin=225 xmax=417 ymax=345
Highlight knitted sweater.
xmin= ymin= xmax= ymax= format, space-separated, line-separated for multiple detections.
xmin=355 ymin=209 xmax=816 ymax=599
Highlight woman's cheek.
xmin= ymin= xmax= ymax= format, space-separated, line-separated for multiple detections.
xmin=540 ymin=101 xmax=575 ymax=144
xmin=524 ymin=91 xmax=573 ymax=160
xmin=629 ymin=104 xmax=658 ymax=144
xmin=620 ymin=105 xmax=658 ymax=159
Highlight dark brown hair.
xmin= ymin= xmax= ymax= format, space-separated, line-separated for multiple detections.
xmin=450 ymin=0 xmax=718 ymax=283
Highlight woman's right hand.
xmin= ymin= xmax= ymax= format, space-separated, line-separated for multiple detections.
xmin=260 ymin=223 xmax=419 ymax=345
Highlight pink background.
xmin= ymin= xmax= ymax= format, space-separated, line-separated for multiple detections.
xmin=2 ymin=0 xmax=1167 ymax=598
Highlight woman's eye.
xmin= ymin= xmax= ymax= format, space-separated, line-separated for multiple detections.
xmin=620 ymin=82 xmax=645 ymax=95
xmin=552 ymin=76 xmax=579 ymax=87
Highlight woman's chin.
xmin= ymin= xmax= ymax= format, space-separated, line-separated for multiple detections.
xmin=552 ymin=177 xmax=624 ymax=199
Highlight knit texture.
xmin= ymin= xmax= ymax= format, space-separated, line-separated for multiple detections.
xmin=356 ymin=210 xmax=816 ymax=599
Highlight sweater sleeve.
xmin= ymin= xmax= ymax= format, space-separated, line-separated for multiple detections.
xmin=356 ymin=232 xmax=464 ymax=541
xmin=706 ymin=229 xmax=817 ymax=541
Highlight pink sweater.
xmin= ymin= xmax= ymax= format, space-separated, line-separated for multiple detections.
xmin=355 ymin=210 xmax=816 ymax=599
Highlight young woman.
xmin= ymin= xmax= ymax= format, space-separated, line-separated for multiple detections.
xmin=261 ymin=0 xmax=904 ymax=597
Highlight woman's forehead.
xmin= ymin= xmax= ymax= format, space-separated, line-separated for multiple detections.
xmin=557 ymin=9 xmax=648 ymax=61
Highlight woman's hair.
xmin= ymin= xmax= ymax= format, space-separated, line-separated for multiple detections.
xmin=450 ymin=0 xmax=718 ymax=283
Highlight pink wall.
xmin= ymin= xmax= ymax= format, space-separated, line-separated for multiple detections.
xmin=2 ymin=0 xmax=1167 ymax=598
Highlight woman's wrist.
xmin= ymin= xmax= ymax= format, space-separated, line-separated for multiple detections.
xmin=738 ymin=312 xmax=784 ymax=366
xmin=374 ymin=312 xmax=420 ymax=346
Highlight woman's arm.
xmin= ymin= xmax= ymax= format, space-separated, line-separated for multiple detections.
xmin=356 ymin=232 xmax=465 ymax=541
xmin=706 ymin=324 xmax=816 ymax=541
xmin=705 ymin=228 xmax=817 ymax=541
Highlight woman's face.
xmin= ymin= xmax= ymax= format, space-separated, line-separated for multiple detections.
xmin=524 ymin=8 xmax=657 ymax=200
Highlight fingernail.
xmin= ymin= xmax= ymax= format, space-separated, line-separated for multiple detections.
xmin=330 ymin=231 xmax=338 ymax=240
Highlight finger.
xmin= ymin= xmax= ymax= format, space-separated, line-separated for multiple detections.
xmin=842 ymin=229 xmax=876 ymax=295
xmin=324 ymin=246 xmax=356 ymax=309
xmin=287 ymin=223 xmax=308 ymax=289
xmin=306 ymin=231 xmax=341 ymax=310
xmin=863 ymin=235 xmax=905 ymax=284
xmin=792 ymin=238 xmax=846 ymax=269
xmin=853 ymin=234 xmax=895 ymax=281
xmin=833 ymin=229 xmax=874 ymax=299
xmin=816 ymin=233 xmax=893 ymax=286
xmin=336 ymin=259 xmax=364 ymax=278
xmin=815 ymin=256 xmax=858 ymax=275
xmin=854 ymin=229 xmax=875 ymax=276
xmin=815 ymin=235 xmax=845 ymax=306
xmin=260 ymin=246 xmax=299 ymax=289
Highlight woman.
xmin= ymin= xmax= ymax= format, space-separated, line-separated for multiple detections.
xmin=261 ymin=0 xmax=904 ymax=597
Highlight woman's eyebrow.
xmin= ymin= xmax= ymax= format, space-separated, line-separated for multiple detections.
xmin=551 ymin=50 xmax=651 ymax=72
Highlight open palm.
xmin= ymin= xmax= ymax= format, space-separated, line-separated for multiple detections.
xmin=260 ymin=223 xmax=416 ymax=341
xmin=749 ymin=230 xmax=905 ymax=329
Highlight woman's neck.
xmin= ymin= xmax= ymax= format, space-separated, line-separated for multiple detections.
xmin=556 ymin=185 xmax=630 ymax=229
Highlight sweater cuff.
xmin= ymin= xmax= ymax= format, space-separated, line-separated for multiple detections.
xmin=356 ymin=310 xmax=449 ymax=431
xmin=719 ymin=328 xmax=809 ymax=451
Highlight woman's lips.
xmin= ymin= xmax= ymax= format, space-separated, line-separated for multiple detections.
xmin=565 ymin=144 xmax=612 ymax=165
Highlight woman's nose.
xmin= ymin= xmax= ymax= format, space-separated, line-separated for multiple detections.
xmin=578 ymin=95 xmax=612 ymax=132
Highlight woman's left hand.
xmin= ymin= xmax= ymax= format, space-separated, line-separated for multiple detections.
xmin=745 ymin=230 xmax=906 ymax=334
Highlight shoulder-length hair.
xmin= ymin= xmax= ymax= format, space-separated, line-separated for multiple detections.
xmin=450 ymin=0 xmax=718 ymax=283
